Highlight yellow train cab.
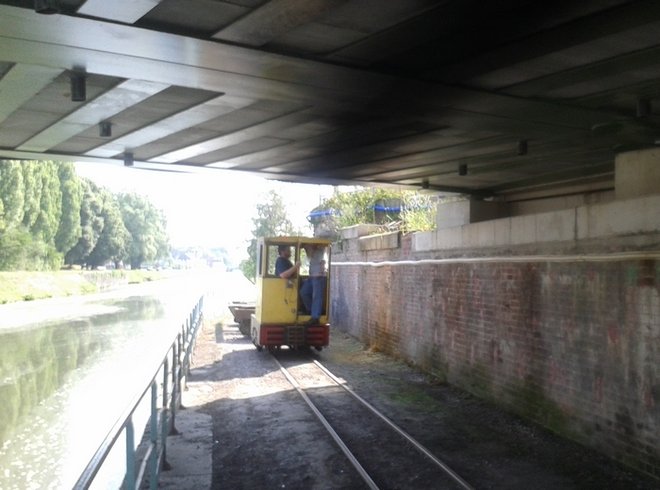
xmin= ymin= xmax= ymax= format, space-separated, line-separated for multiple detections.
xmin=251 ymin=236 xmax=331 ymax=351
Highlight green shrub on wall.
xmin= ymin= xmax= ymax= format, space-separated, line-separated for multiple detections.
xmin=309 ymin=187 xmax=438 ymax=237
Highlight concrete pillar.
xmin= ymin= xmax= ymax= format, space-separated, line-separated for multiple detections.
xmin=615 ymin=148 xmax=660 ymax=199
xmin=436 ymin=198 xmax=508 ymax=229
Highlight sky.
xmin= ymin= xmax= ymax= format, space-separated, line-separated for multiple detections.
xmin=74 ymin=162 xmax=335 ymax=263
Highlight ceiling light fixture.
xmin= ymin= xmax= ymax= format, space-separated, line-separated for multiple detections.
xmin=636 ymin=98 xmax=651 ymax=118
xmin=99 ymin=121 xmax=112 ymax=138
xmin=34 ymin=0 xmax=59 ymax=14
xmin=70 ymin=73 xmax=86 ymax=102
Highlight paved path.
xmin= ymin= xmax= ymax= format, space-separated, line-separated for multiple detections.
xmin=157 ymin=273 xmax=252 ymax=489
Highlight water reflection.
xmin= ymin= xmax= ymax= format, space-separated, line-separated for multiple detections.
xmin=0 ymin=278 xmax=202 ymax=490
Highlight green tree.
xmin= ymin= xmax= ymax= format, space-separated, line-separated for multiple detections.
xmin=119 ymin=193 xmax=169 ymax=269
xmin=0 ymin=161 xmax=66 ymax=270
xmin=0 ymin=227 xmax=31 ymax=270
xmin=152 ymin=208 xmax=170 ymax=262
xmin=65 ymin=179 xmax=105 ymax=267
xmin=54 ymin=162 xmax=82 ymax=255
xmin=87 ymin=190 xmax=129 ymax=268
xmin=31 ymin=162 xmax=62 ymax=246
xmin=240 ymin=190 xmax=294 ymax=281
xmin=0 ymin=161 xmax=25 ymax=230
xmin=21 ymin=161 xmax=43 ymax=230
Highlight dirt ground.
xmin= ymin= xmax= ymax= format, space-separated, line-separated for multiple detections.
xmin=172 ymin=313 xmax=659 ymax=490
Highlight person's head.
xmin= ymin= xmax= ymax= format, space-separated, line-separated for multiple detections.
xmin=278 ymin=245 xmax=291 ymax=258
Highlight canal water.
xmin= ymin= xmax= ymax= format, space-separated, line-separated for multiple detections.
xmin=0 ymin=272 xmax=217 ymax=490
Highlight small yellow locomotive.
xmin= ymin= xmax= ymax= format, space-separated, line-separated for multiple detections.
xmin=251 ymin=236 xmax=331 ymax=351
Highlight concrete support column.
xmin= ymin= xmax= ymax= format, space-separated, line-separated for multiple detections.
xmin=436 ymin=198 xmax=508 ymax=229
xmin=615 ymin=148 xmax=660 ymax=199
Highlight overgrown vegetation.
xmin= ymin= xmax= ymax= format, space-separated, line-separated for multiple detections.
xmin=0 ymin=160 xmax=169 ymax=271
xmin=310 ymin=187 xmax=438 ymax=236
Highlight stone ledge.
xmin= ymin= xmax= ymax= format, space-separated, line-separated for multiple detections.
xmin=340 ymin=224 xmax=382 ymax=239
xmin=359 ymin=231 xmax=400 ymax=251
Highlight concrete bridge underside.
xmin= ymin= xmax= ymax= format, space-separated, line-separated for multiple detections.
xmin=1 ymin=0 xmax=660 ymax=201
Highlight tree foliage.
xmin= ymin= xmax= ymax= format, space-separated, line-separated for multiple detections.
xmin=0 ymin=161 xmax=25 ymax=230
xmin=311 ymin=187 xmax=438 ymax=235
xmin=86 ymin=189 xmax=129 ymax=268
xmin=240 ymin=190 xmax=295 ymax=281
xmin=119 ymin=192 xmax=169 ymax=270
xmin=0 ymin=161 xmax=63 ymax=270
xmin=31 ymin=162 xmax=62 ymax=245
xmin=65 ymin=179 xmax=105 ymax=266
xmin=55 ymin=162 xmax=82 ymax=254
xmin=0 ymin=160 xmax=170 ymax=271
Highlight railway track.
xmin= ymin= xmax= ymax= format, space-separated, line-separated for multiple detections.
xmin=272 ymin=352 xmax=474 ymax=490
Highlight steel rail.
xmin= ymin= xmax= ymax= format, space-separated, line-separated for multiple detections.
xmin=313 ymin=360 xmax=474 ymax=490
xmin=272 ymin=356 xmax=380 ymax=490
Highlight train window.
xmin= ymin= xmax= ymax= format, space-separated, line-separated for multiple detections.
xmin=299 ymin=247 xmax=310 ymax=276
xmin=299 ymin=244 xmax=328 ymax=276
xmin=265 ymin=244 xmax=300 ymax=277
xmin=266 ymin=245 xmax=279 ymax=276
xmin=257 ymin=244 xmax=263 ymax=277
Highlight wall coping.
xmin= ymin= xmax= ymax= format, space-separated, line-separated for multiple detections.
xmin=340 ymin=224 xmax=383 ymax=239
xmin=413 ymin=193 xmax=660 ymax=253
xmin=358 ymin=231 xmax=400 ymax=251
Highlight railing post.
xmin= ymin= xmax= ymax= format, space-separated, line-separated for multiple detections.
xmin=177 ymin=332 xmax=184 ymax=389
xmin=149 ymin=381 xmax=158 ymax=490
xmin=125 ymin=418 xmax=136 ymax=490
xmin=161 ymin=353 xmax=171 ymax=471
xmin=162 ymin=357 xmax=169 ymax=408
xmin=169 ymin=340 xmax=179 ymax=435
xmin=160 ymin=408 xmax=170 ymax=471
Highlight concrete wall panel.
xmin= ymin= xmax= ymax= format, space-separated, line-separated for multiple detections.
xmin=435 ymin=228 xmax=463 ymax=250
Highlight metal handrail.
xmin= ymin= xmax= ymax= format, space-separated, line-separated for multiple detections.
xmin=74 ymin=296 xmax=205 ymax=490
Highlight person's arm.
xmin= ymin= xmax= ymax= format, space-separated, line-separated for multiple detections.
xmin=279 ymin=261 xmax=300 ymax=279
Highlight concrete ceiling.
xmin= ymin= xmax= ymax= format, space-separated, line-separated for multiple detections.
xmin=1 ymin=1 xmax=660 ymax=198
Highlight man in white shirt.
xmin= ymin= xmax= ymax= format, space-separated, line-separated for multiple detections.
xmin=300 ymin=244 xmax=326 ymax=325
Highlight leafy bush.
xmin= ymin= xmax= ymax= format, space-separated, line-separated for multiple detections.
xmin=310 ymin=188 xmax=438 ymax=237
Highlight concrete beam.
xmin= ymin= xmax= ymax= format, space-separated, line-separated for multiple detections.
xmin=615 ymin=148 xmax=660 ymax=199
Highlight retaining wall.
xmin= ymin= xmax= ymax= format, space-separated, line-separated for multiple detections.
xmin=330 ymin=195 xmax=660 ymax=479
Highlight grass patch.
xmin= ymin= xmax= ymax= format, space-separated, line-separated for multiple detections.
xmin=0 ymin=269 xmax=169 ymax=304
xmin=388 ymin=384 xmax=441 ymax=411
xmin=124 ymin=270 xmax=161 ymax=284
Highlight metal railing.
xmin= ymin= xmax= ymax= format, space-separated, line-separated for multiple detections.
xmin=74 ymin=296 xmax=205 ymax=490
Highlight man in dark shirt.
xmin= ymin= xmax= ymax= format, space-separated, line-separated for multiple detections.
xmin=275 ymin=245 xmax=299 ymax=278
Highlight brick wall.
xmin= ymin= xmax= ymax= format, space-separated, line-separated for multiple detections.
xmin=331 ymin=235 xmax=660 ymax=478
